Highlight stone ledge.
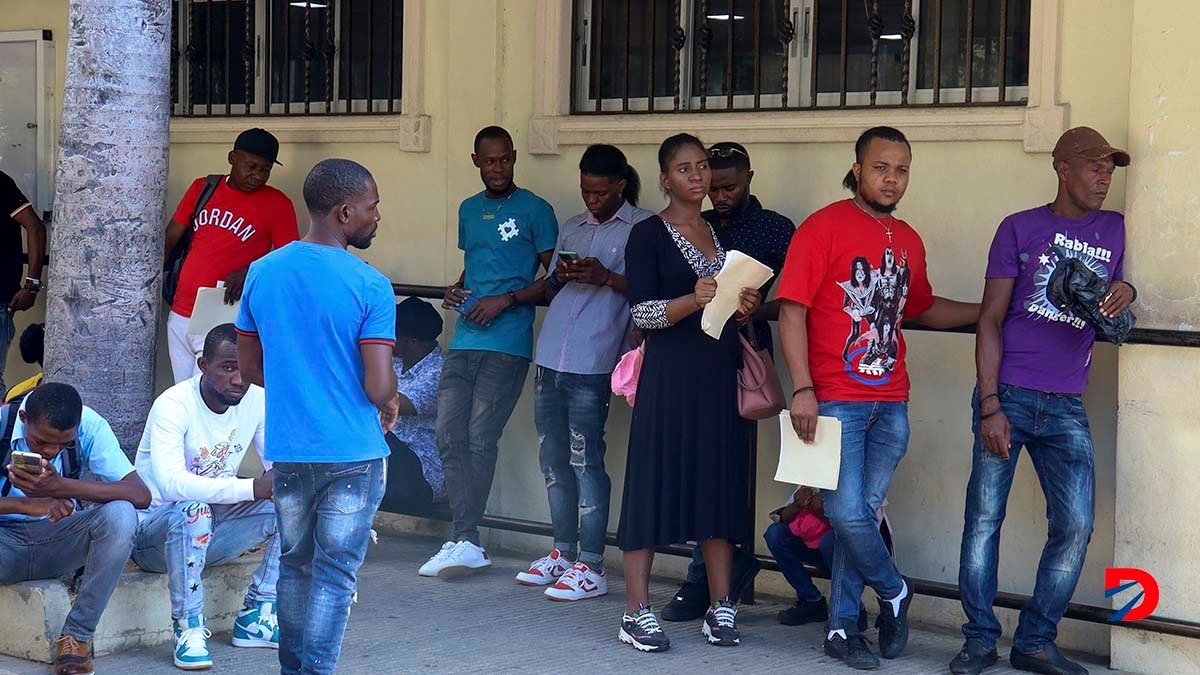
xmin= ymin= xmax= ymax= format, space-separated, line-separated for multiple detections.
xmin=0 ymin=555 xmax=261 ymax=663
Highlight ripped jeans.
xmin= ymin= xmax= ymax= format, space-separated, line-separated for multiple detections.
xmin=534 ymin=367 xmax=612 ymax=564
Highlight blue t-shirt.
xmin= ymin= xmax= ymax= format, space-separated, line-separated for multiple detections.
xmin=451 ymin=188 xmax=558 ymax=359
xmin=235 ymin=242 xmax=396 ymax=463
xmin=1 ymin=402 xmax=135 ymax=522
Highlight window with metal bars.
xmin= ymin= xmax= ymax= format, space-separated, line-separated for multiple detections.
xmin=572 ymin=0 xmax=1030 ymax=113
xmin=170 ymin=0 xmax=404 ymax=117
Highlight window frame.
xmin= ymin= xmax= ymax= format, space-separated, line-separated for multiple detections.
xmin=168 ymin=0 xmax=430 ymax=150
xmin=533 ymin=0 xmax=1065 ymax=155
xmin=571 ymin=0 xmax=1030 ymax=114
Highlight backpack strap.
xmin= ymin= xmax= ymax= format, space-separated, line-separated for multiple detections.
xmin=178 ymin=174 xmax=224 ymax=255
xmin=0 ymin=402 xmax=18 ymax=497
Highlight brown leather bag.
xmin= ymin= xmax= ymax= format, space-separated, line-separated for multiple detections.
xmin=737 ymin=321 xmax=786 ymax=420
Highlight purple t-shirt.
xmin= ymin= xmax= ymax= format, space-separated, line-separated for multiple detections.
xmin=986 ymin=206 xmax=1125 ymax=394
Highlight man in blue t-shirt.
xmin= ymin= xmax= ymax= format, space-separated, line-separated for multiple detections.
xmin=236 ymin=159 xmax=397 ymax=675
xmin=1 ymin=383 xmax=151 ymax=675
xmin=421 ymin=126 xmax=558 ymax=578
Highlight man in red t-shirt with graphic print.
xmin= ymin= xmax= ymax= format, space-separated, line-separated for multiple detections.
xmin=776 ymin=127 xmax=979 ymax=670
xmin=163 ymin=128 xmax=299 ymax=383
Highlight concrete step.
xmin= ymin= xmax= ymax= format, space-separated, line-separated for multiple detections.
xmin=0 ymin=556 xmax=261 ymax=663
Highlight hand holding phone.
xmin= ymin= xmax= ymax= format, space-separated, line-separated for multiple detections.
xmin=10 ymin=451 xmax=45 ymax=475
xmin=557 ymin=250 xmax=581 ymax=264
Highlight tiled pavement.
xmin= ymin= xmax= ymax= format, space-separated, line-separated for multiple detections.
xmin=0 ymin=534 xmax=1110 ymax=674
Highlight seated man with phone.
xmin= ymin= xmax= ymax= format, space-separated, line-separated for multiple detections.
xmin=0 ymin=383 xmax=152 ymax=675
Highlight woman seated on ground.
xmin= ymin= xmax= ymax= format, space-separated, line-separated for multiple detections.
xmin=380 ymin=298 xmax=447 ymax=516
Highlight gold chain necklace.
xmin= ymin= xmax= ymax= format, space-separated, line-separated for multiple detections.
xmin=481 ymin=191 xmax=515 ymax=221
xmin=851 ymin=197 xmax=895 ymax=244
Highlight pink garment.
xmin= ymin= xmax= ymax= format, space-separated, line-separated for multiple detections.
xmin=788 ymin=509 xmax=833 ymax=550
xmin=610 ymin=346 xmax=643 ymax=406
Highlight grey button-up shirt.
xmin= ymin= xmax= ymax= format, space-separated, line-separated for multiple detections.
xmin=535 ymin=201 xmax=656 ymax=375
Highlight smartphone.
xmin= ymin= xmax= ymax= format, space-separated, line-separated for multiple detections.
xmin=452 ymin=292 xmax=480 ymax=316
xmin=557 ymin=250 xmax=581 ymax=264
xmin=10 ymin=450 xmax=45 ymax=475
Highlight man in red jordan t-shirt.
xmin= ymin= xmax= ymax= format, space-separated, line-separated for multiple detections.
xmin=777 ymin=127 xmax=979 ymax=670
xmin=163 ymin=128 xmax=299 ymax=383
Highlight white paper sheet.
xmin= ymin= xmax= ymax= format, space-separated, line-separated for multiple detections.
xmin=774 ymin=413 xmax=843 ymax=490
xmin=187 ymin=285 xmax=239 ymax=336
xmin=700 ymin=249 xmax=774 ymax=339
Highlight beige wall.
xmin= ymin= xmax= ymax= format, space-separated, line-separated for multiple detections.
xmin=7 ymin=0 xmax=1196 ymax=666
xmin=1111 ymin=1 xmax=1200 ymax=671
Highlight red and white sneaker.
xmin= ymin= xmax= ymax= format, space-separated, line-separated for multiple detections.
xmin=545 ymin=562 xmax=608 ymax=601
xmin=515 ymin=549 xmax=573 ymax=586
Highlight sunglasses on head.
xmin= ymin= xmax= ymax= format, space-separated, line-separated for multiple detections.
xmin=709 ymin=146 xmax=749 ymax=159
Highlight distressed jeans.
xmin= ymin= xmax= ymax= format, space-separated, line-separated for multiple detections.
xmin=0 ymin=501 xmax=139 ymax=641
xmin=819 ymin=401 xmax=909 ymax=632
xmin=959 ymin=385 xmax=1095 ymax=654
xmin=436 ymin=350 xmax=529 ymax=545
xmin=273 ymin=459 xmax=386 ymax=675
xmin=132 ymin=499 xmax=280 ymax=620
xmin=534 ymin=367 xmax=612 ymax=563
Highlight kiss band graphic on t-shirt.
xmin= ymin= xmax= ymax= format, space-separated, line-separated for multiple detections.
xmin=836 ymin=247 xmax=912 ymax=386
xmin=1024 ymin=232 xmax=1113 ymax=331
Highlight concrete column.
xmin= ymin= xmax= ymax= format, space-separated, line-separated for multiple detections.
xmin=1112 ymin=1 xmax=1200 ymax=670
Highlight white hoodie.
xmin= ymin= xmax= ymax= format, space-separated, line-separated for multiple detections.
xmin=135 ymin=374 xmax=268 ymax=512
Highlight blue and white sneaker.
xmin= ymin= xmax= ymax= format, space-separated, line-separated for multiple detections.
xmin=232 ymin=601 xmax=280 ymax=649
xmin=173 ymin=615 xmax=213 ymax=670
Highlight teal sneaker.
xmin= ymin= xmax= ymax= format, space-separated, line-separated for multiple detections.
xmin=232 ymin=601 xmax=280 ymax=649
xmin=173 ymin=615 xmax=213 ymax=670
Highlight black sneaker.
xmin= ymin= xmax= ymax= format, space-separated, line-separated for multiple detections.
xmin=824 ymin=632 xmax=880 ymax=670
xmin=661 ymin=580 xmax=709 ymax=622
xmin=950 ymin=639 xmax=1000 ymax=675
xmin=702 ymin=599 xmax=740 ymax=646
xmin=875 ymin=577 xmax=913 ymax=659
xmin=618 ymin=605 xmax=670 ymax=653
xmin=778 ymin=597 xmax=827 ymax=626
xmin=1009 ymin=643 xmax=1088 ymax=675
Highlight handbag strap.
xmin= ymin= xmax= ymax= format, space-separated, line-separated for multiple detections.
xmin=743 ymin=317 xmax=761 ymax=350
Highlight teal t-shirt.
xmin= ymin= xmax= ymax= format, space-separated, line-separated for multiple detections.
xmin=451 ymin=188 xmax=558 ymax=359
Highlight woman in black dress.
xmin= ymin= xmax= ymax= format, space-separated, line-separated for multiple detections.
xmin=617 ymin=134 xmax=760 ymax=652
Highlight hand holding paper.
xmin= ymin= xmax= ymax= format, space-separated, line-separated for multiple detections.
xmin=774 ymin=412 xmax=843 ymax=490
xmin=700 ymin=250 xmax=774 ymax=339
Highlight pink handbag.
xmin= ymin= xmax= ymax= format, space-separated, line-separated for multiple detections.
xmin=611 ymin=346 xmax=643 ymax=406
xmin=738 ymin=321 xmax=786 ymax=420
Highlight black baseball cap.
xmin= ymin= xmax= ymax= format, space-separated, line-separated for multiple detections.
xmin=233 ymin=128 xmax=282 ymax=166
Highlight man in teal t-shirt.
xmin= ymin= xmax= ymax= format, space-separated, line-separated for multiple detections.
xmin=421 ymin=126 xmax=557 ymax=578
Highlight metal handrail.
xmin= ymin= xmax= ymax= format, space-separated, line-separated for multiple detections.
xmin=390 ymin=281 xmax=1200 ymax=641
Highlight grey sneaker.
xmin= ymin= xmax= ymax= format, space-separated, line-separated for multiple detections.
xmin=618 ymin=605 xmax=670 ymax=653
xmin=702 ymin=599 xmax=740 ymax=646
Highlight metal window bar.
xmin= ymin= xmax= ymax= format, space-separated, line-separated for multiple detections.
xmin=325 ymin=0 xmax=336 ymax=112
xmin=964 ymin=0 xmax=975 ymax=103
xmin=388 ymin=0 xmax=396 ymax=113
xmin=367 ymin=0 xmax=376 ymax=112
xmin=224 ymin=0 xmax=232 ymax=112
xmin=623 ymin=0 xmax=631 ymax=111
xmin=206 ymin=0 xmax=213 ymax=115
xmin=997 ymin=0 xmax=1007 ymax=102
xmin=647 ymin=0 xmax=656 ymax=112
xmin=932 ymin=0 xmax=942 ymax=103
xmin=389 ymin=281 xmax=1200 ymax=641
xmin=244 ymin=0 xmax=254 ymax=114
xmin=672 ymin=0 xmax=683 ymax=111
xmin=282 ymin=0 xmax=290 ymax=114
xmin=698 ymin=0 xmax=709 ymax=110
xmin=752 ymin=0 xmax=761 ymax=109
xmin=595 ymin=0 xmax=604 ymax=112
xmin=725 ymin=0 xmax=735 ymax=109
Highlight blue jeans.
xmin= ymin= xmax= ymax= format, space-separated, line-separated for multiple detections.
xmin=132 ymin=499 xmax=280 ymax=620
xmin=534 ymin=367 xmax=612 ymax=563
xmin=959 ymin=385 xmax=1095 ymax=654
xmin=820 ymin=401 xmax=909 ymax=632
xmin=0 ymin=307 xmax=14 ymax=395
xmin=763 ymin=522 xmax=833 ymax=603
xmin=0 ymin=501 xmax=138 ymax=641
xmin=436 ymin=350 xmax=530 ymax=545
xmin=273 ymin=460 xmax=386 ymax=675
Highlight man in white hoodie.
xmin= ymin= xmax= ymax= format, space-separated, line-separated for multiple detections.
xmin=132 ymin=323 xmax=279 ymax=671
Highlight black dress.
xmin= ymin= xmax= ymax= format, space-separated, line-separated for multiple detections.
xmin=616 ymin=215 xmax=750 ymax=551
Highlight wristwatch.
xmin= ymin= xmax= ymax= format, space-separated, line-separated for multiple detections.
xmin=23 ymin=277 xmax=41 ymax=294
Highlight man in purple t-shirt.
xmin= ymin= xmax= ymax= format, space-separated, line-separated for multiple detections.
xmin=952 ymin=127 xmax=1137 ymax=675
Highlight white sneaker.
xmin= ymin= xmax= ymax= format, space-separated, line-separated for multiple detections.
xmin=437 ymin=540 xmax=492 ymax=578
xmin=418 ymin=541 xmax=458 ymax=577
xmin=545 ymin=562 xmax=608 ymax=601
xmin=515 ymin=549 xmax=573 ymax=586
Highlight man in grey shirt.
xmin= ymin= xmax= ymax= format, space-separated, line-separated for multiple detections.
xmin=514 ymin=145 xmax=653 ymax=602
